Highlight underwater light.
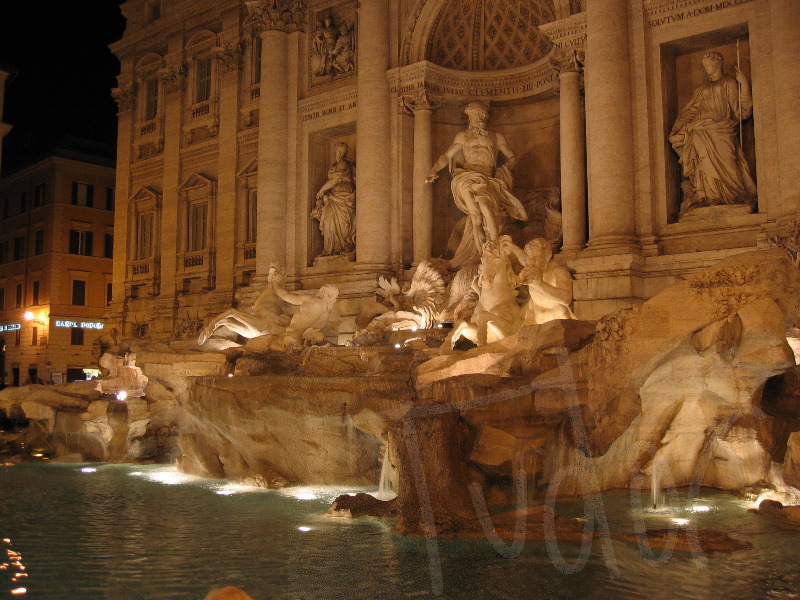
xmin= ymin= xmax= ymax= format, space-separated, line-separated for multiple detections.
xmin=671 ymin=518 xmax=690 ymax=526
xmin=690 ymin=505 xmax=711 ymax=513
xmin=81 ymin=467 xmax=96 ymax=473
xmin=394 ymin=343 xmax=402 ymax=349
xmin=116 ymin=390 xmax=128 ymax=401
xmin=297 ymin=526 xmax=312 ymax=532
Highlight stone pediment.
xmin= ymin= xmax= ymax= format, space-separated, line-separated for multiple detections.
xmin=179 ymin=173 xmax=216 ymax=192
xmin=236 ymin=160 xmax=258 ymax=178
xmin=129 ymin=186 xmax=161 ymax=205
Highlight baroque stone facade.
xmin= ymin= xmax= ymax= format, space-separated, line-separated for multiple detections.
xmin=108 ymin=0 xmax=800 ymax=339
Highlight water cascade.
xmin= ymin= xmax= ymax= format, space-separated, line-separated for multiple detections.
xmin=375 ymin=445 xmax=396 ymax=501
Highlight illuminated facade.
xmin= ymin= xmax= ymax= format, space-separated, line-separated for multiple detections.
xmin=108 ymin=0 xmax=800 ymax=340
xmin=0 ymin=144 xmax=115 ymax=386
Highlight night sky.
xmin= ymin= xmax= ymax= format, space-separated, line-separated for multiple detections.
xmin=0 ymin=1 xmax=126 ymax=175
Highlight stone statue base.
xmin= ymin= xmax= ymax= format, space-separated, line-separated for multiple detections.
xmin=313 ymin=252 xmax=355 ymax=267
xmin=679 ymin=203 xmax=754 ymax=223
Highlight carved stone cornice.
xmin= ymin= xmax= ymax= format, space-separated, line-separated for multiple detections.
xmin=213 ymin=41 xmax=245 ymax=74
xmin=246 ymin=0 xmax=307 ymax=34
xmin=400 ymin=89 xmax=442 ymax=114
xmin=112 ymin=82 xmax=137 ymax=112
xmin=159 ymin=64 xmax=187 ymax=94
xmin=550 ymin=49 xmax=584 ymax=74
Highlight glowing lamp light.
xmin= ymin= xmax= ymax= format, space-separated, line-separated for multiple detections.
xmin=297 ymin=526 xmax=312 ymax=532
xmin=10 ymin=587 xmax=26 ymax=595
xmin=116 ymin=390 xmax=128 ymax=402
xmin=227 ymin=373 xmax=234 ymax=378
xmin=411 ymin=326 xmax=418 ymax=332
xmin=81 ymin=467 xmax=97 ymax=473
xmin=394 ymin=343 xmax=402 ymax=349
xmin=436 ymin=324 xmax=443 ymax=328
xmin=23 ymin=312 xmax=34 ymax=321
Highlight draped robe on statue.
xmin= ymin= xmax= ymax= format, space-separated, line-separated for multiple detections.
xmin=670 ymin=73 xmax=756 ymax=215
xmin=312 ymin=158 xmax=356 ymax=256
xmin=448 ymin=163 xmax=528 ymax=268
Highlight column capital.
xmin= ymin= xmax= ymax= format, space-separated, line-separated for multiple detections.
xmin=159 ymin=64 xmax=187 ymax=95
xmin=400 ymin=89 xmax=442 ymax=114
xmin=112 ymin=82 xmax=137 ymax=112
xmin=550 ymin=49 xmax=585 ymax=74
xmin=246 ymin=0 xmax=307 ymax=34
xmin=213 ymin=41 xmax=245 ymax=75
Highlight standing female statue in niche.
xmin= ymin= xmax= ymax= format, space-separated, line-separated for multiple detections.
xmin=311 ymin=142 xmax=356 ymax=258
xmin=669 ymin=51 xmax=757 ymax=217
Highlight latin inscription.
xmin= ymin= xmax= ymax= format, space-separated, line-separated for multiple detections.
xmin=648 ymin=0 xmax=752 ymax=28
xmin=302 ymin=100 xmax=358 ymax=122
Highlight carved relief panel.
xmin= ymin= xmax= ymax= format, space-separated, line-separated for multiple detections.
xmin=309 ymin=0 xmax=357 ymax=88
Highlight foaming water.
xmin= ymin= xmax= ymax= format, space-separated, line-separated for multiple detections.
xmin=1 ymin=464 xmax=800 ymax=599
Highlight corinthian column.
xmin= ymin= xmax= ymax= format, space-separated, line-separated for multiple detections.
xmin=247 ymin=0 xmax=305 ymax=272
xmin=584 ymin=0 xmax=637 ymax=251
xmin=402 ymin=90 xmax=441 ymax=264
xmin=552 ymin=50 xmax=586 ymax=254
xmin=770 ymin=0 xmax=800 ymax=215
xmin=355 ymin=0 xmax=392 ymax=267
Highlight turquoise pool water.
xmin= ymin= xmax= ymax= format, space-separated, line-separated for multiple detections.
xmin=1 ymin=463 xmax=799 ymax=599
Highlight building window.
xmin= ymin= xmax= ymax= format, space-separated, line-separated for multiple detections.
xmin=34 ymin=229 xmax=44 ymax=255
xmin=253 ymin=36 xmax=262 ymax=84
xmin=71 ymin=327 xmax=84 ymax=346
xmin=247 ymin=190 xmax=257 ymax=243
xmin=69 ymin=230 xmax=93 ymax=256
xmin=32 ymin=327 xmax=38 ymax=346
xmin=71 ymin=280 xmax=86 ymax=306
xmin=15 ymin=284 xmax=22 ymax=308
xmin=72 ymin=182 xmax=94 ymax=207
xmin=106 ymin=188 xmax=115 ymax=211
xmin=136 ymin=213 xmax=154 ymax=260
xmin=144 ymin=76 xmax=159 ymax=121
xmin=0 ymin=241 xmax=7 ymax=264
xmin=13 ymin=236 xmax=25 ymax=261
xmin=32 ymin=280 xmax=39 ymax=305
xmin=19 ymin=191 xmax=27 ymax=213
xmin=147 ymin=0 xmax=161 ymax=22
xmin=14 ymin=329 xmax=20 ymax=347
xmin=104 ymin=233 xmax=114 ymax=258
xmin=106 ymin=282 xmax=113 ymax=306
xmin=33 ymin=184 xmax=46 ymax=207
xmin=195 ymin=57 xmax=212 ymax=104
xmin=188 ymin=201 xmax=208 ymax=252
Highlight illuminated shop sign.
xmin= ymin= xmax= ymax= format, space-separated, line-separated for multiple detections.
xmin=54 ymin=320 xmax=104 ymax=330
xmin=0 ymin=323 xmax=21 ymax=332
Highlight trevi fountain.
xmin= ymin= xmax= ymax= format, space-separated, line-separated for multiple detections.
xmin=3 ymin=0 xmax=800 ymax=597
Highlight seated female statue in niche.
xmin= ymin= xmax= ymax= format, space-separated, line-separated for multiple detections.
xmin=311 ymin=142 xmax=356 ymax=258
xmin=669 ymin=51 xmax=757 ymax=217
xmin=426 ymin=102 xmax=528 ymax=268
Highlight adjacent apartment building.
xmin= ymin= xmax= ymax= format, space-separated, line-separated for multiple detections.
xmin=0 ymin=141 xmax=115 ymax=386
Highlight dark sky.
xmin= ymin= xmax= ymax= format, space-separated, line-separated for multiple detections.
xmin=0 ymin=1 xmax=126 ymax=174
